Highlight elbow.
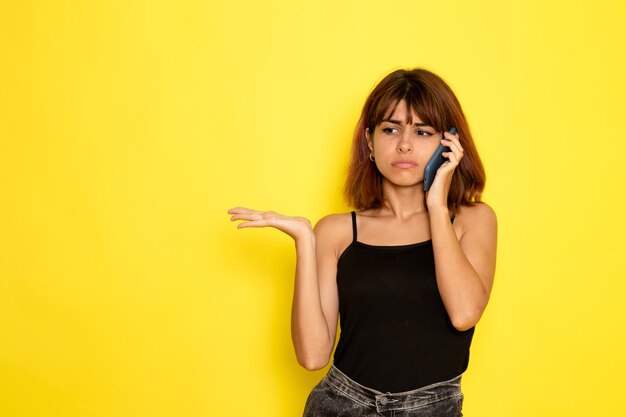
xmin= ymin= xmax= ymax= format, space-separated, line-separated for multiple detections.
xmin=450 ymin=310 xmax=482 ymax=331
xmin=297 ymin=353 xmax=330 ymax=371
xmin=449 ymin=293 xmax=490 ymax=331
xmin=300 ymin=361 xmax=328 ymax=371
xmin=292 ymin=334 xmax=334 ymax=371
xmin=451 ymin=319 xmax=475 ymax=332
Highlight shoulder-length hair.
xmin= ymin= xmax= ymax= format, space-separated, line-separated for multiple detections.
xmin=343 ymin=68 xmax=486 ymax=218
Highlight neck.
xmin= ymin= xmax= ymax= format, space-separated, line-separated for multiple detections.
xmin=379 ymin=179 xmax=428 ymax=220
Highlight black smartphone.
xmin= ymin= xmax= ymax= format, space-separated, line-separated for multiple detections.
xmin=423 ymin=126 xmax=457 ymax=191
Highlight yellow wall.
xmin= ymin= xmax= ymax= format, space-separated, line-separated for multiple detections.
xmin=2 ymin=1 xmax=625 ymax=416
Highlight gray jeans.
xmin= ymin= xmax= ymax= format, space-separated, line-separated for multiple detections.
xmin=303 ymin=364 xmax=464 ymax=417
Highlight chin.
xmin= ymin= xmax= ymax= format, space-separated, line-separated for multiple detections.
xmin=388 ymin=179 xmax=423 ymax=188
xmin=381 ymin=173 xmax=424 ymax=188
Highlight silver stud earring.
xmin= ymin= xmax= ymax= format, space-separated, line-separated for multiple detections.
xmin=369 ymin=153 xmax=375 ymax=162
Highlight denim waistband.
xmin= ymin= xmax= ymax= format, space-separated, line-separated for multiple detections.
xmin=324 ymin=364 xmax=463 ymax=413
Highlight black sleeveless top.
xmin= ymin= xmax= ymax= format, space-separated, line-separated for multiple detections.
xmin=333 ymin=211 xmax=474 ymax=393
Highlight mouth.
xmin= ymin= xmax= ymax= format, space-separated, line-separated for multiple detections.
xmin=392 ymin=159 xmax=418 ymax=169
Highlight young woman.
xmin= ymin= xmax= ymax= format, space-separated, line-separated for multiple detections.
xmin=228 ymin=68 xmax=497 ymax=417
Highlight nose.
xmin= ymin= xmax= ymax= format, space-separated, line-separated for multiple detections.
xmin=397 ymin=131 xmax=412 ymax=153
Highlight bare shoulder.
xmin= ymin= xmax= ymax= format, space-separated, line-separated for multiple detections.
xmin=458 ymin=202 xmax=497 ymax=221
xmin=314 ymin=212 xmax=354 ymax=259
xmin=457 ymin=202 xmax=497 ymax=241
xmin=314 ymin=212 xmax=353 ymax=234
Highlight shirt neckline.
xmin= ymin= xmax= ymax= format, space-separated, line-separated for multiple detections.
xmin=353 ymin=239 xmax=432 ymax=249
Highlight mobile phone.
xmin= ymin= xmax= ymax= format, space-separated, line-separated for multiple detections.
xmin=423 ymin=126 xmax=457 ymax=191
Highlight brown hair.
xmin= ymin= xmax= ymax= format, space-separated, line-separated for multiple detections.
xmin=343 ymin=68 xmax=486 ymax=218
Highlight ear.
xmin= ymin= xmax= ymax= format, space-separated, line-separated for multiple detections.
xmin=365 ymin=128 xmax=373 ymax=150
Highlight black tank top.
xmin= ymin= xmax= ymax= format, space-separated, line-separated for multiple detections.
xmin=333 ymin=211 xmax=474 ymax=393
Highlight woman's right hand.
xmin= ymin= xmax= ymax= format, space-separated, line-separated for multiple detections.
xmin=229 ymin=206 xmax=337 ymax=369
xmin=227 ymin=207 xmax=313 ymax=241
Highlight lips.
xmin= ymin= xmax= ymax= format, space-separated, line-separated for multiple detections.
xmin=392 ymin=159 xmax=418 ymax=168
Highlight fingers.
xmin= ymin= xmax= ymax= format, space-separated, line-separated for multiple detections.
xmin=228 ymin=207 xmax=262 ymax=223
xmin=227 ymin=207 xmax=313 ymax=240
xmin=227 ymin=206 xmax=258 ymax=215
xmin=236 ymin=219 xmax=268 ymax=229
xmin=227 ymin=207 xmax=279 ymax=229
xmin=441 ymin=131 xmax=464 ymax=165
xmin=228 ymin=207 xmax=254 ymax=220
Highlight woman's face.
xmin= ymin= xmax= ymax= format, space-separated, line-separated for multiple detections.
xmin=366 ymin=100 xmax=441 ymax=188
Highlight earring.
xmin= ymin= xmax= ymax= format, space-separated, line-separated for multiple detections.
xmin=369 ymin=153 xmax=375 ymax=162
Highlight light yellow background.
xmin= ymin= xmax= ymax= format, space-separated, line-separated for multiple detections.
xmin=2 ymin=1 xmax=625 ymax=416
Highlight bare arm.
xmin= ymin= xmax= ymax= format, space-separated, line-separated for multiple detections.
xmin=424 ymin=130 xmax=498 ymax=330
xmin=228 ymin=207 xmax=340 ymax=370
xmin=428 ymin=203 xmax=498 ymax=331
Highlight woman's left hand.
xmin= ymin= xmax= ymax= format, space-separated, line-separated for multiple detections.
xmin=425 ymin=130 xmax=464 ymax=210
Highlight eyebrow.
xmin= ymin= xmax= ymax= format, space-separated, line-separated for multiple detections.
xmin=382 ymin=119 xmax=431 ymax=127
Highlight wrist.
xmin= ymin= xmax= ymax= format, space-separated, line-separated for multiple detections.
xmin=294 ymin=228 xmax=315 ymax=247
xmin=427 ymin=205 xmax=450 ymax=217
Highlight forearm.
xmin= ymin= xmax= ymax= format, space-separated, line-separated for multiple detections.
xmin=227 ymin=207 xmax=334 ymax=369
xmin=290 ymin=232 xmax=333 ymax=369
xmin=429 ymin=207 xmax=488 ymax=330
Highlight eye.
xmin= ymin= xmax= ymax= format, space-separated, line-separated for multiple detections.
xmin=416 ymin=129 xmax=434 ymax=137
xmin=382 ymin=127 xmax=399 ymax=135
